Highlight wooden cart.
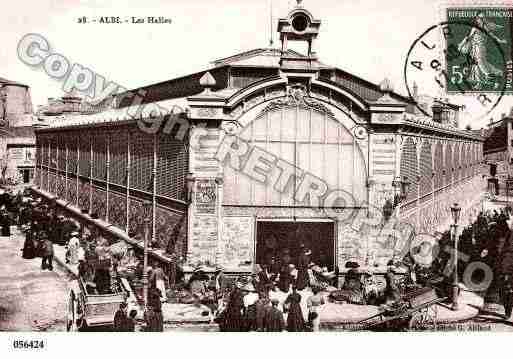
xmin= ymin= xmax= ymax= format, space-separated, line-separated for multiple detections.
xmin=358 ymin=287 xmax=447 ymax=331
xmin=66 ymin=277 xmax=138 ymax=331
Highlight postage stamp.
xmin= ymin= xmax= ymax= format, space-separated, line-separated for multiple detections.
xmin=404 ymin=20 xmax=506 ymax=122
xmin=445 ymin=5 xmax=513 ymax=93
xmin=404 ymin=3 xmax=513 ymax=123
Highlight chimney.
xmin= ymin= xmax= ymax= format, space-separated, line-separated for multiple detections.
xmin=432 ymin=101 xmax=443 ymax=123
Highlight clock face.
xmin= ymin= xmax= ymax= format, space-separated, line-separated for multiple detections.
xmin=292 ymin=13 xmax=309 ymax=32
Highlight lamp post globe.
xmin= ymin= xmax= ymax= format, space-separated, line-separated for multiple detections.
xmin=450 ymin=202 xmax=461 ymax=311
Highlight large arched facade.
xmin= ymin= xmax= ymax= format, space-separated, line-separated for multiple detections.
xmin=219 ymin=87 xmax=369 ymax=270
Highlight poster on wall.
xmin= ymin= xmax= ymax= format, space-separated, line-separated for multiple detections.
xmin=219 ymin=216 xmax=254 ymax=268
xmin=195 ymin=179 xmax=217 ymax=215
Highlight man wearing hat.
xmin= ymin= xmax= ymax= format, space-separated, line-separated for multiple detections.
xmin=51 ymin=215 xmax=67 ymax=246
xmin=241 ymin=282 xmax=258 ymax=331
xmin=384 ymin=263 xmax=400 ymax=304
xmin=40 ymin=232 xmax=54 ymax=271
xmin=113 ymin=302 xmax=129 ymax=331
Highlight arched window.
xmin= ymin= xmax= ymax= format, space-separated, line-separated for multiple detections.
xmin=461 ymin=143 xmax=467 ymax=179
xmin=223 ymin=104 xmax=367 ymax=206
xmin=400 ymin=137 xmax=418 ymax=202
xmin=419 ymin=141 xmax=432 ymax=198
xmin=469 ymin=143 xmax=475 ymax=176
xmin=434 ymin=142 xmax=443 ymax=190
xmin=453 ymin=143 xmax=460 ymax=182
xmin=445 ymin=143 xmax=453 ymax=186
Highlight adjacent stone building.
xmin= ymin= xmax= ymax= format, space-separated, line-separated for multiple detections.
xmin=0 ymin=77 xmax=39 ymax=184
xmin=32 ymin=3 xmax=485 ymax=279
xmin=483 ymin=111 xmax=513 ymax=166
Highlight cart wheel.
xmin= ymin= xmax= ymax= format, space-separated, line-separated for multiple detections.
xmin=66 ymin=292 xmax=76 ymax=332
xmin=408 ymin=308 xmax=437 ymax=331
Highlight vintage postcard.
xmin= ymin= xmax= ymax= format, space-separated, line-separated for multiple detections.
xmin=1 ymin=0 xmax=513 ymax=356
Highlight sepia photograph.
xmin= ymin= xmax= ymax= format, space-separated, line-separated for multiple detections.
xmin=1 ymin=0 xmax=513 ymax=355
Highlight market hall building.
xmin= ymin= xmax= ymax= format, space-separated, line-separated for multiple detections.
xmin=33 ymin=3 xmax=485 ymax=280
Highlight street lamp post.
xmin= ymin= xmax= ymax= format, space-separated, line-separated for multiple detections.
xmin=142 ymin=199 xmax=152 ymax=308
xmin=450 ymin=202 xmax=461 ymax=311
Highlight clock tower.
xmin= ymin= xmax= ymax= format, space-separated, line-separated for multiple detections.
xmin=277 ymin=0 xmax=321 ymax=67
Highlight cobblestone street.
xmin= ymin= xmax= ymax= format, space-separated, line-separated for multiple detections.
xmin=0 ymin=229 xmax=69 ymax=332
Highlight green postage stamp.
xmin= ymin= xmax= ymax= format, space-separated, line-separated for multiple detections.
xmin=445 ymin=4 xmax=513 ymax=93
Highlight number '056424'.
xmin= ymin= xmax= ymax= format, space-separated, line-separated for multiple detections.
xmin=12 ymin=340 xmax=45 ymax=349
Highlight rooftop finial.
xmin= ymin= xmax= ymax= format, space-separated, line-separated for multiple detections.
xmin=296 ymin=0 xmax=303 ymax=7
xmin=199 ymin=71 xmax=216 ymax=94
xmin=379 ymin=78 xmax=393 ymax=93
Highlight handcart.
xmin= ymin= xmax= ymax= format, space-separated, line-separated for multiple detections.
xmin=357 ymin=287 xmax=447 ymax=331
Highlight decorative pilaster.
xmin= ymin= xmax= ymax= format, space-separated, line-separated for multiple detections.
xmin=76 ymin=137 xmax=79 ymax=205
xmin=106 ymin=133 xmax=110 ymax=222
xmin=64 ymin=139 xmax=67 ymax=198
xmin=215 ymin=175 xmax=224 ymax=265
xmin=89 ymin=133 xmax=93 ymax=214
xmin=47 ymin=141 xmax=50 ymax=191
xmin=394 ymin=130 xmax=402 ymax=218
xmin=152 ymin=133 xmax=157 ymax=243
xmin=367 ymin=127 xmax=374 ymax=212
xmin=126 ymin=131 xmax=131 ymax=233
xmin=39 ymin=140 xmax=43 ymax=189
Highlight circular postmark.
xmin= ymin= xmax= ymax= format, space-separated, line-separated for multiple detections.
xmin=404 ymin=20 xmax=508 ymax=124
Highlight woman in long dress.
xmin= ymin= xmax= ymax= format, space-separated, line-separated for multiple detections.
xmin=458 ymin=13 xmax=508 ymax=89
xmin=67 ymin=232 xmax=81 ymax=265
xmin=242 ymin=283 xmax=258 ymax=331
xmin=0 ymin=209 xmax=11 ymax=237
xmin=222 ymin=283 xmax=245 ymax=332
xmin=21 ymin=227 xmax=36 ymax=259
xmin=278 ymin=264 xmax=293 ymax=293
xmin=284 ymin=286 xmax=305 ymax=332
xmin=296 ymin=249 xmax=311 ymax=290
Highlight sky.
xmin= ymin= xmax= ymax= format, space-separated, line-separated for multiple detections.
xmin=1 ymin=0 xmax=511 ymax=128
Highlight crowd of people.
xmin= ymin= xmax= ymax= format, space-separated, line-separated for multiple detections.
xmin=180 ymin=245 xmax=340 ymax=332
xmin=6 ymin=185 xmax=513 ymax=331
xmin=453 ymin=206 xmax=513 ymax=318
xmin=2 ymin=188 xmax=164 ymax=332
